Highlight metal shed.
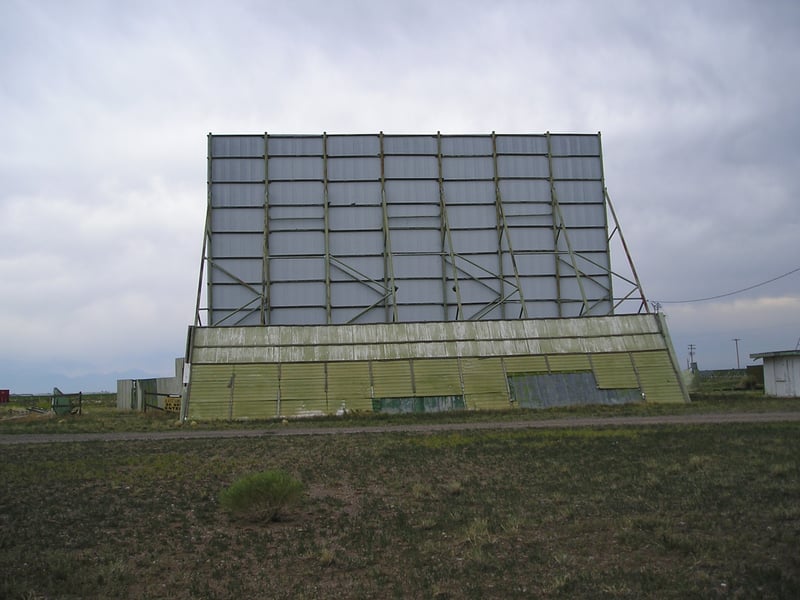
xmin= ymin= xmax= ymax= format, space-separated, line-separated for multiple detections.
xmin=749 ymin=350 xmax=800 ymax=397
xmin=183 ymin=132 xmax=688 ymax=419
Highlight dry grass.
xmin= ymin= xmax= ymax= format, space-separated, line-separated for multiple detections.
xmin=2 ymin=422 xmax=799 ymax=598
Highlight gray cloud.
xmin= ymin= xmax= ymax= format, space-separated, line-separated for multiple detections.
xmin=1 ymin=0 xmax=798 ymax=391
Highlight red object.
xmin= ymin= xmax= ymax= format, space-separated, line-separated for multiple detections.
xmin=0 ymin=389 xmax=9 ymax=403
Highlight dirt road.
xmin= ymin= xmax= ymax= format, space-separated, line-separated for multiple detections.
xmin=2 ymin=411 xmax=799 ymax=445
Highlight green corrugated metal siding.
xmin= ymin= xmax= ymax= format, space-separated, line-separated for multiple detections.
xmin=412 ymin=359 xmax=462 ymax=396
xmin=327 ymin=361 xmax=372 ymax=411
xmin=185 ymin=315 xmax=689 ymax=418
xmin=633 ymin=351 xmax=685 ymax=403
xmin=232 ymin=364 xmax=278 ymax=419
xmin=503 ymin=355 xmax=548 ymax=374
xmin=547 ymin=354 xmax=592 ymax=372
xmin=591 ymin=353 xmax=639 ymax=389
xmin=372 ymin=361 xmax=414 ymax=397
xmin=461 ymin=358 xmax=509 ymax=410
xmin=281 ymin=363 xmax=327 ymax=414
xmin=189 ymin=364 xmax=233 ymax=419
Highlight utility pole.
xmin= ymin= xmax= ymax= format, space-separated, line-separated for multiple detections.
xmin=688 ymin=344 xmax=696 ymax=371
xmin=733 ymin=338 xmax=741 ymax=370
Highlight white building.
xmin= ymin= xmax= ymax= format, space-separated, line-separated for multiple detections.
xmin=749 ymin=350 xmax=800 ymax=398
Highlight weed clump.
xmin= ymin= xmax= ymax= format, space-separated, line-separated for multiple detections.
xmin=219 ymin=469 xmax=304 ymax=522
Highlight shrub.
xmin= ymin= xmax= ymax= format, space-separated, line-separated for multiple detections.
xmin=219 ymin=469 xmax=304 ymax=522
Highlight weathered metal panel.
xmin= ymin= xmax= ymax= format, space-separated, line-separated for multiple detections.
xmin=327 ymin=362 xmax=371 ymax=404
xmin=460 ymin=358 xmax=509 ymax=410
xmin=382 ymin=135 xmax=438 ymax=154
xmin=373 ymin=396 xmax=465 ymax=414
xmin=372 ymin=361 xmax=414 ymax=397
xmin=508 ymin=372 xmax=641 ymax=408
xmin=205 ymin=132 xmax=619 ymax=326
xmin=231 ymin=364 xmax=278 ymax=419
xmin=412 ymin=359 xmax=462 ymax=396
xmin=632 ymin=351 xmax=685 ymax=403
xmin=591 ymin=353 xmax=639 ymax=389
xmin=280 ymin=363 xmax=326 ymax=405
xmin=210 ymin=135 xmax=264 ymax=158
xmin=503 ymin=355 xmax=548 ymax=374
xmin=547 ymin=354 xmax=592 ymax=372
xmin=188 ymin=364 xmax=234 ymax=420
xmin=186 ymin=313 xmax=689 ymax=416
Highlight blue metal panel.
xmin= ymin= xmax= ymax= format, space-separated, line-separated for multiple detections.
xmin=495 ymin=135 xmax=548 ymax=154
xmin=212 ymin=158 xmax=263 ymax=182
xmin=385 ymin=179 xmax=439 ymax=203
xmin=269 ymin=181 xmax=324 ymax=204
xmin=211 ymin=135 xmax=264 ymax=158
xmin=268 ymin=136 xmax=323 ymax=156
xmin=442 ymin=180 xmax=494 ymax=203
xmin=326 ymin=135 xmax=380 ymax=156
xmin=270 ymin=282 xmax=327 ymax=306
xmin=329 ymin=205 xmax=382 ymax=230
xmin=209 ymin=259 xmax=263 ymax=284
xmin=499 ymin=179 xmax=551 ymax=202
xmin=211 ymin=208 xmax=264 ymax=232
xmin=330 ymin=230 xmax=384 ymax=256
xmin=440 ymin=136 xmax=493 ymax=155
xmin=204 ymin=132 xmax=622 ymax=326
xmin=548 ymin=134 xmax=600 ymax=156
xmin=554 ymin=180 xmax=604 ymax=203
xmin=552 ymin=157 xmax=602 ymax=180
xmin=270 ymin=231 xmax=324 ymax=255
xmin=270 ymin=257 xmax=325 ymax=281
xmin=269 ymin=157 xmax=324 ymax=180
xmin=210 ymin=233 xmax=263 ymax=257
xmin=382 ymin=135 xmax=438 ymax=154
xmin=328 ymin=181 xmax=382 ymax=205
xmin=212 ymin=183 xmax=264 ymax=207
xmin=497 ymin=155 xmax=550 ymax=178
xmin=442 ymin=157 xmax=494 ymax=179
xmin=384 ymin=155 xmax=438 ymax=179
xmin=327 ymin=157 xmax=380 ymax=181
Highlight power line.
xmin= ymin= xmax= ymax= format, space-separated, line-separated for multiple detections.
xmin=658 ymin=265 xmax=800 ymax=304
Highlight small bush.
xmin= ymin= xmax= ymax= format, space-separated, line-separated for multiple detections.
xmin=219 ymin=469 xmax=304 ymax=522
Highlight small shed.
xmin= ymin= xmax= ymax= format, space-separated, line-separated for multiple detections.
xmin=749 ymin=350 xmax=800 ymax=398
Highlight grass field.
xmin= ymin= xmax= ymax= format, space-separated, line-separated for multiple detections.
xmin=2 ymin=392 xmax=799 ymax=435
xmin=2 ymin=409 xmax=799 ymax=598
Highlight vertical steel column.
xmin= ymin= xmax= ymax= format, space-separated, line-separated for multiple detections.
xmin=197 ymin=133 xmax=213 ymax=326
xmin=546 ymin=132 xmax=563 ymax=317
xmin=322 ymin=132 xmax=332 ymax=324
xmin=261 ymin=132 xmax=272 ymax=325
xmin=379 ymin=132 xmax=399 ymax=322
xmin=596 ymin=131 xmax=613 ymax=312
xmin=491 ymin=132 xmax=528 ymax=319
xmin=436 ymin=132 xmax=463 ymax=320
xmin=491 ymin=132 xmax=507 ymax=319
xmin=546 ymin=132 xmax=590 ymax=316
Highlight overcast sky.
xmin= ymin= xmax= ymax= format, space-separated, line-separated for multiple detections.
xmin=1 ymin=0 xmax=798 ymax=393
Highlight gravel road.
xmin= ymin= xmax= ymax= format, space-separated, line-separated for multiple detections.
xmin=2 ymin=411 xmax=799 ymax=445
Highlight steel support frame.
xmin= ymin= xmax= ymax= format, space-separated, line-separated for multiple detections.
xmin=198 ymin=132 xmax=648 ymax=326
